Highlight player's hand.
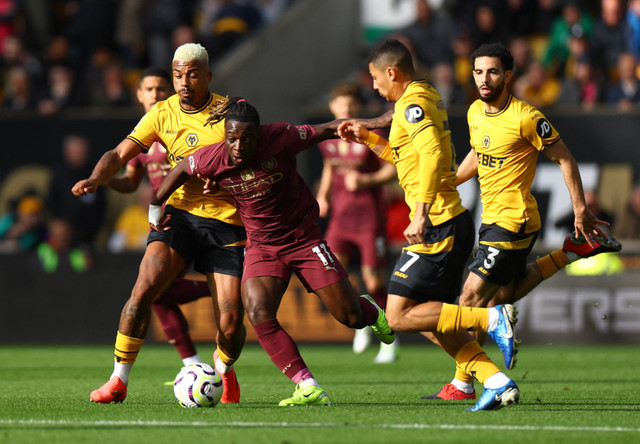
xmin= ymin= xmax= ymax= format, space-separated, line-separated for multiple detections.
xmin=317 ymin=197 xmax=330 ymax=217
xmin=198 ymin=174 xmax=218 ymax=194
xmin=71 ymin=179 xmax=98 ymax=196
xmin=338 ymin=120 xmax=368 ymax=144
xmin=573 ymin=209 xmax=610 ymax=247
xmin=343 ymin=170 xmax=363 ymax=192
xmin=150 ymin=214 xmax=172 ymax=231
xmin=404 ymin=216 xmax=426 ymax=246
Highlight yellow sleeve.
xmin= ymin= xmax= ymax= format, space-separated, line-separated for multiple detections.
xmin=413 ymin=124 xmax=443 ymax=205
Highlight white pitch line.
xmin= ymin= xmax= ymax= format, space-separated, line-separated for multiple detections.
xmin=0 ymin=419 xmax=639 ymax=433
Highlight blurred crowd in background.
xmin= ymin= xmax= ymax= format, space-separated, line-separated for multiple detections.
xmin=1 ymin=0 xmax=640 ymax=272
xmin=3 ymin=0 xmax=640 ymax=115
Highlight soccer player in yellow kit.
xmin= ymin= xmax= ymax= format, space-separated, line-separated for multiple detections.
xmin=72 ymin=43 xmax=246 ymax=404
xmin=426 ymin=42 xmax=621 ymax=403
xmin=339 ymin=39 xmax=520 ymax=411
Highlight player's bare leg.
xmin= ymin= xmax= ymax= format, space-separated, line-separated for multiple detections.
xmin=90 ymin=241 xmax=186 ymax=403
xmin=208 ymin=272 xmax=245 ymax=403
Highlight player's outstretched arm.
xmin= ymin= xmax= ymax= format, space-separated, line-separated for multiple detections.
xmin=149 ymin=160 xmax=191 ymax=230
xmin=543 ymin=139 xmax=610 ymax=245
xmin=338 ymin=121 xmax=389 ymax=157
xmin=312 ymin=110 xmax=393 ymax=144
xmin=106 ymin=164 xmax=145 ymax=193
xmin=71 ymin=139 xmax=142 ymax=196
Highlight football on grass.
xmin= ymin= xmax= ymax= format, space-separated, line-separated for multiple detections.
xmin=173 ymin=363 xmax=223 ymax=408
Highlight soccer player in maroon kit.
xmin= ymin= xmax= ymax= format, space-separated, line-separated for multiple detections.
xmin=106 ymin=66 xmax=212 ymax=372
xmin=316 ymin=82 xmax=398 ymax=362
xmin=150 ymin=98 xmax=396 ymax=406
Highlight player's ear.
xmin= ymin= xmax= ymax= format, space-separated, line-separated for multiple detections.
xmin=386 ymin=66 xmax=396 ymax=81
xmin=504 ymin=69 xmax=513 ymax=85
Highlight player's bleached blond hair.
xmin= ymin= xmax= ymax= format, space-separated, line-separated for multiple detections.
xmin=173 ymin=43 xmax=209 ymax=66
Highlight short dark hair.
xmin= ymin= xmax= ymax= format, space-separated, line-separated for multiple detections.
xmin=330 ymin=82 xmax=363 ymax=103
xmin=226 ymin=98 xmax=260 ymax=126
xmin=471 ymin=42 xmax=514 ymax=72
xmin=139 ymin=66 xmax=171 ymax=84
xmin=369 ymin=39 xmax=415 ymax=75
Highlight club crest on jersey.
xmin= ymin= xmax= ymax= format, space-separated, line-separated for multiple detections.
xmin=261 ymin=158 xmax=277 ymax=170
xmin=404 ymin=104 xmax=425 ymax=123
xmin=536 ymin=119 xmax=552 ymax=138
xmin=483 ymin=135 xmax=490 ymax=149
xmin=185 ymin=133 xmax=199 ymax=147
xmin=337 ymin=140 xmax=350 ymax=156
xmin=240 ymin=168 xmax=255 ymax=181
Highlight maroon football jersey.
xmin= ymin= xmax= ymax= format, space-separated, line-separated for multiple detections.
xmin=187 ymin=123 xmax=322 ymax=245
xmin=128 ymin=141 xmax=170 ymax=193
xmin=318 ymin=136 xmax=386 ymax=232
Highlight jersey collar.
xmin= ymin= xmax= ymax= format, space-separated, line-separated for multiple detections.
xmin=179 ymin=92 xmax=214 ymax=114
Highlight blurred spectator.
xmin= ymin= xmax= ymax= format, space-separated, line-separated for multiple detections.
xmin=542 ymin=0 xmax=594 ymax=77
xmin=91 ymin=62 xmax=132 ymax=108
xmin=561 ymin=32 xmax=591 ymax=80
xmin=47 ymin=134 xmax=106 ymax=248
xmin=430 ymin=62 xmax=467 ymax=108
xmin=201 ymin=0 xmax=263 ymax=62
xmin=532 ymin=0 xmax=562 ymax=35
xmin=508 ymin=35 xmax=536 ymax=88
xmin=0 ymin=192 xmax=47 ymax=252
xmin=144 ymin=0 xmax=196 ymax=68
xmin=0 ymin=0 xmax=16 ymax=56
xmin=395 ymin=0 xmax=455 ymax=69
xmin=591 ymin=0 xmax=631 ymax=81
xmin=555 ymin=189 xmax=615 ymax=235
xmin=513 ymin=60 xmax=561 ymax=108
xmin=451 ymin=29 xmax=476 ymax=103
xmin=628 ymin=0 xmax=640 ymax=59
xmin=471 ymin=3 xmax=508 ymax=47
xmin=36 ymin=218 xmax=91 ymax=273
xmin=504 ymin=0 xmax=538 ymax=37
xmin=616 ymin=184 xmax=640 ymax=239
xmin=1 ymin=66 xmax=36 ymax=111
xmin=108 ymin=181 xmax=154 ymax=253
xmin=556 ymin=55 xmax=605 ymax=110
xmin=605 ymin=51 xmax=640 ymax=111
xmin=36 ymin=64 xmax=79 ymax=115
xmin=115 ymin=0 xmax=148 ymax=68
xmin=0 ymin=34 xmax=43 ymax=80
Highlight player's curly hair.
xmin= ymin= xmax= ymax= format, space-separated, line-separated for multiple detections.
xmin=471 ymin=42 xmax=514 ymax=72
xmin=205 ymin=96 xmax=260 ymax=127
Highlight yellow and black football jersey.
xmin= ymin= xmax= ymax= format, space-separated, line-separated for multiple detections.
xmin=127 ymin=92 xmax=242 ymax=226
xmin=379 ymin=80 xmax=465 ymax=230
xmin=467 ymin=94 xmax=561 ymax=234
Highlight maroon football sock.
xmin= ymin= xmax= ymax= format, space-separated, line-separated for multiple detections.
xmin=357 ymin=297 xmax=379 ymax=328
xmin=152 ymin=304 xmax=197 ymax=359
xmin=254 ymin=319 xmax=311 ymax=382
xmin=369 ymin=288 xmax=388 ymax=310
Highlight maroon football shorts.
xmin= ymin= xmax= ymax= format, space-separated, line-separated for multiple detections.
xmin=243 ymin=237 xmax=348 ymax=292
xmin=325 ymin=224 xmax=387 ymax=268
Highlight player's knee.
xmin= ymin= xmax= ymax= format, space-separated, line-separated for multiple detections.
xmin=386 ymin=309 xmax=407 ymax=332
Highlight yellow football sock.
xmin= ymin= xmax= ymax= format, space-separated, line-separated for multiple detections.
xmin=455 ymin=340 xmax=500 ymax=384
xmin=455 ymin=363 xmax=475 ymax=383
xmin=437 ymin=303 xmax=489 ymax=334
xmin=114 ymin=331 xmax=144 ymax=364
xmin=216 ymin=346 xmax=232 ymax=366
xmin=536 ymin=249 xmax=571 ymax=280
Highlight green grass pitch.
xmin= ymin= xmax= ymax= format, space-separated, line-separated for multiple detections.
xmin=0 ymin=343 xmax=638 ymax=443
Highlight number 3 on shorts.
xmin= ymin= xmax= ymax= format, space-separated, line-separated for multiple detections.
xmin=483 ymin=246 xmax=500 ymax=269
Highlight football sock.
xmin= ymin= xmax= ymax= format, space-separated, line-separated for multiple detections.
xmin=152 ymin=304 xmax=197 ymax=359
xmin=214 ymin=347 xmax=233 ymax=374
xmin=357 ymin=297 xmax=380 ymax=329
xmin=454 ymin=340 xmax=501 ymax=385
xmin=182 ymin=354 xmax=202 ymax=366
xmin=254 ymin=319 xmax=309 ymax=382
xmin=484 ymin=372 xmax=511 ymax=389
xmin=369 ymin=288 xmax=387 ymax=310
xmin=437 ymin=304 xmax=489 ymax=334
xmin=114 ymin=331 xmax=144 ymax=364
xmin=454 ymin=363 xmax=475 ymax=385
xmin=451 ymin=377 xmax=475 ymax=394
xmin=112 ymin=331 xmax=144 ymax=386
xmin=536 ymin=249 xmax=571 ymax=279
xmin=299 ymin=377 xmax=320 ymax=389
